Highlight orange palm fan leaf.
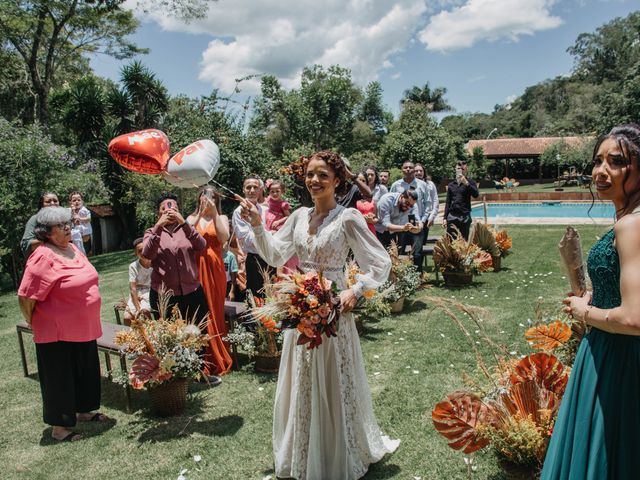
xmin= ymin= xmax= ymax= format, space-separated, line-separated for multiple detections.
xmin=525 ymin=321 xmax=572 ymax=350
xmin=510 ymin=353 xmax=568 ymax=396
xmin=500 ymin=380 xmax=562 ymax=424
xmin=432 ymin=391 xmax=493 ymax=454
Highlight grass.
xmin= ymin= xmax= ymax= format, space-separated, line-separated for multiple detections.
xmin=0 ymin=224 xmax=609 ymax=480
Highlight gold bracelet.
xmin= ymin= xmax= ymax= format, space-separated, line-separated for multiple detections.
xmin=584 ymin=305 xmax=593 ymax=323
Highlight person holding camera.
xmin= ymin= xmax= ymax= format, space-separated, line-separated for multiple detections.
xmin=374 ymin=190 xmax=420 ymax=248
xmin=142 ymin=193 xmax=209 ymax=324
xmin=443 ymin=161 xmax=479 ymax=240
xmin=390 ymin=161 xmax=431 ymax=269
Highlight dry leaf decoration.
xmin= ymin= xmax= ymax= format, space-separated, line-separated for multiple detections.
xmin=432 ymin=391 xmax=492 ymax=454
xmin=525 ymin=320 xmax=572 ymax=350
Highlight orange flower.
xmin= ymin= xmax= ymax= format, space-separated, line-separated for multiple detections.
xmin=363 ymin=289 xmax=375 ymax=300
xmin=311 ymin=315 xmax=321 ymax=324
xmin=303 ymin=327 xmax=315 ymax=338
xmin=318 ymin=305 xmax=331 ymax=318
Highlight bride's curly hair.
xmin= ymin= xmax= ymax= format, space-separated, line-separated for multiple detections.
xmin=282 ymin=150 xmax=350 ymax=196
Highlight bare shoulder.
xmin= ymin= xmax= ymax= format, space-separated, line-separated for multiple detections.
xmin=614 ymin=214 xmax=640 ymax=251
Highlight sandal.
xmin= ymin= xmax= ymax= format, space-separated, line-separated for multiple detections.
xmin=78 ymin=412 xmax=109 ymax=422
xmin=57 ymin=431 xmax=83 ymax=442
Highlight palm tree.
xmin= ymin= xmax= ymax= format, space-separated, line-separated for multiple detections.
xmin=110 ymin=60 xmax=169 ymax=131
xmin=401 ymin=82 xmax=453 ymax=112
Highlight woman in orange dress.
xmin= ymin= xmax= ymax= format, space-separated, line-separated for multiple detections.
xmin=187 ymin=187 xmax=233 ymax=376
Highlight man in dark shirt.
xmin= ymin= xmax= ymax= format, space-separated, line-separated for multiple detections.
xmin=443 ymin=161 xmax=479 ymax=240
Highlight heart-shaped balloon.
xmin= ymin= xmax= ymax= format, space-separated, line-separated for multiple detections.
xmin=162 ymin=139 xmax=220 ymax=188
xmin=108 ymin=129 xmax=170 ymax=174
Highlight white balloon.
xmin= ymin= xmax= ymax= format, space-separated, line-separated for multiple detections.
xmin=162 ymin=139 xmax=220 ymax=188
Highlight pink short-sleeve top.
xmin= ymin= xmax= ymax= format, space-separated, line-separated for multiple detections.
xmin=18 ymin=244 xmax=102 ymax=344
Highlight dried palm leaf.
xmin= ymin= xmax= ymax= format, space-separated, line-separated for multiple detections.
xmin=525 ymin=321 xmax=572 ymax=350
xmin=472 ymin=222 xmax=500 ymax=257
xmin=432 ymin=391 xmax=494 ymax=453
xmin=510 ymin=352 xmax=568 ymax=396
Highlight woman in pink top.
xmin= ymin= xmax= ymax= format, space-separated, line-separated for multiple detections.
xmin=18 ymin=207 xmax=106 ymax=443
xmin=356 ymin=172 xmax=379 ymax=235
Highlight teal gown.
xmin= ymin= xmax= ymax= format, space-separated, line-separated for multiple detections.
xmin=541 ymin=229 xmax=640 ymax=479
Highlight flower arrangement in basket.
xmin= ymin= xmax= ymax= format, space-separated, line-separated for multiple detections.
xmin=115 ymin=296 xmax=209 ymax=391
xmin=244 ymin=270 xmax=341 ymax=350
xmin=492 ymin=226 xmax=513 ymax=257
xmin=364 ymin=242 xmax=420 ymax=314
xmin=431 ymin=300 xmax=580 ymax=472
xmin=434 ymin=227 xmax=492 ymax=285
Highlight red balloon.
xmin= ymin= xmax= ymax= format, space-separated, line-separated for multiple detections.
xmin=108 ymin=129 xmax=170 ymax=174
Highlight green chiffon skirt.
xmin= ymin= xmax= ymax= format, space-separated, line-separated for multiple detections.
xmin=540 ymin=328 xmax=640 ymax=479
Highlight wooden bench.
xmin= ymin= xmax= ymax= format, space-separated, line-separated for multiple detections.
xmin=16 ymin=320 xmax=133 ymax=412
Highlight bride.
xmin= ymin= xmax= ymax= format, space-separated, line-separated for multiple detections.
xmin=237 ymin=151 xmax=399 ymax=479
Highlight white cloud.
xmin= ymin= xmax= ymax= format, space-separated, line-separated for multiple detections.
xmin=391 ymin=72 xmax=402 ymax=80
xmin=140 ymin=0 xmax=427 ymax=94
xmin=419 ymin=0 xmax=563 ymax=51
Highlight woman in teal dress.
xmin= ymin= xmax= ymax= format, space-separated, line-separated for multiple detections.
xmin=541 ymin=124 xmax=640 ymax=479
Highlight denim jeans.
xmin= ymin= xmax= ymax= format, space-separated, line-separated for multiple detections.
xmin=400 ymin=227 xmax=427 ymax=272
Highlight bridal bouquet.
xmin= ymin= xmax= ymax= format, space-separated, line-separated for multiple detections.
xmin=246 ymin=271 xmax=341 ymax=349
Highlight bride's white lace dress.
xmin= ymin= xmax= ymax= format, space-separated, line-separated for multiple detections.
xmin=252 ymin=205 xmax=400 ymax=480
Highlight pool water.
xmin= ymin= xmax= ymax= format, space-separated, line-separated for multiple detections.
xmin=471 ymin=202 xmax=615 ymax=218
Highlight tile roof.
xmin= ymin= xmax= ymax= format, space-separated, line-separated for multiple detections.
xmin=87 ymin=204 xmax=115 ymax=218
xmin=466 ymin=136 xmax=594 ymax=158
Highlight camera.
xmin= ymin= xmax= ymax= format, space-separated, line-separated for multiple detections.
xmin=166 ymin=201 xmax=174 ymax=209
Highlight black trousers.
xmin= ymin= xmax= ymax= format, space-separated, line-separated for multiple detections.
xmin=246 ymin=253 xmax=274 ymax=299
xmin=35 ymin=340 xmax=101 ymax=427
xmin=447 ymin=217 xmax=472 ymax=241
xmin=149 ymin=286 xmax=210 ymax=324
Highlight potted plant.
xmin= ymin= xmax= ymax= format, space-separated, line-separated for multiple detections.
xmin=471 ymin=222 xmax=501 ymax=271
xmin=434 ymin=230 xmax=492 ymax=286
xmin=431 ymin=301 xmax=579 ymax=477
xmin=374 ymin=242 xmax=421 ymax=312
xmin=493 ymin=228 xmax=513 ymax=269
xmin=115 ymin=302 xmax=210 ymax=417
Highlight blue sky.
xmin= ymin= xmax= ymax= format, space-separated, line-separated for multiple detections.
xmin=91 ymin=0 xmax=637 ymax=117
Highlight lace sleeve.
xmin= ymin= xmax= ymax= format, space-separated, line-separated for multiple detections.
xmin=252 ymin=208 xmax=303 ymax=267
xmin=342 ymin=208 xmax=391 ymax=298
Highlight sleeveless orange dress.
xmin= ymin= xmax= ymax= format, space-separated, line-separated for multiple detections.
xmin=196 ymin=220 xmax=233 ymax=375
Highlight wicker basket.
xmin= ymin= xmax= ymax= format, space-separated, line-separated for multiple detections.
xmin=390 ymin=297 xmax=405 ymax=313
xmin=492 ymin=255 xmax=502 ymax=272
xmin=255 ymin=352 xmax=281 ymax=373
xmin=147 ymin=378 xmax=188 ymax=417
xmin=442 ymin=271 xmax=473 ymax=287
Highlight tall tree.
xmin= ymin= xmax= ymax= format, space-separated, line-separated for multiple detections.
xmin=381 ymin=102 xmax=463 ymax=182
xmin=0 ymin=0 xmax=144 ymax=125
xmin=401 ymin=82 xmax=453 ymax=113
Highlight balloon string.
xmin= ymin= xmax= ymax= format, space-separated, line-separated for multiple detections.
xmin=162 ymin=171 xmax=242 ymax=201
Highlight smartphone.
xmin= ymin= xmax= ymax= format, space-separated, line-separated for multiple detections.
xmin=455 ymin=166 xmax=463 ymax=184
xmin=166 ymin=200 xmax=174 ymax=209
xmin=408 ymin=213 xmax=416 ymax=226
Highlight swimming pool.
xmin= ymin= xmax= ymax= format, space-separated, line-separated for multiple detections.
xmin=471 ymin=202 xmax=615 ymax=219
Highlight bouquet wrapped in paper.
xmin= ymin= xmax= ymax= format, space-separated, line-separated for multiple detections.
xmin=558 ymin=226 xmax=587 ymax=297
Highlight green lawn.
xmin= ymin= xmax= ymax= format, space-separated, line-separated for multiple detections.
xmin=0 ymin=224 xmax=608 ymax=480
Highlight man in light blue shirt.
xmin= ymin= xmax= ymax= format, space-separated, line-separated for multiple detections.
xmin=389 ymin=160 xmax=434 ymax=271
xmin=375 ymin=190 xmax=420 ymax=248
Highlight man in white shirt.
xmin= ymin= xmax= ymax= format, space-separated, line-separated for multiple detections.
xmin=389 ymin=161 xmax=434 ymax=271
xmin=414 ymin=163 xmax=439 ymax=267
xmin=232 ymin=175 xmax=273 ymax=298
xmin=375 ymin=190 xmax=420 ymax=248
